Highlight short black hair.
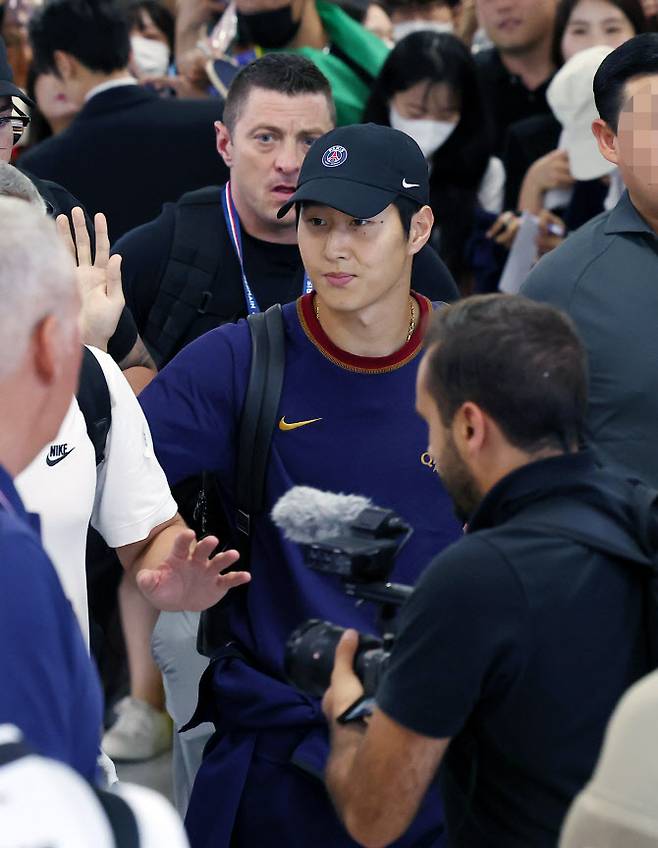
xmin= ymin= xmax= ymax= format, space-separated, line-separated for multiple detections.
xmin=223 ymin=53 xmax=335 ymax=132
xmin=122 ymin=0 xmax=174 ymax=53
xmin=551 ymin=0 xmax=646 ymax=67
xmin=392 ymin=195 xmax=421 ymax=237
xmin=594 ymin=32 xmax=658 ymax=132
xmin=422 ymin=295 xmax=588 ymax=453
xmin=29 ymin=0 xmax=131 ymax=76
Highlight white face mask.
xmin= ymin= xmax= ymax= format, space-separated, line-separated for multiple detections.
xmin=392 ymin=19 xmax=453 ymax=43
xmin=130 ymin=35 xmax=170 ymax=79
xmin=389 ymin=106 xmax=457 ymax=160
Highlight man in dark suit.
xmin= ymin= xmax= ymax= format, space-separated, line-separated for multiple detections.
xmin=1 ymin=33 xmax=150 ymax=368
xmin=21 ymin=0 xmax=228 ymax=243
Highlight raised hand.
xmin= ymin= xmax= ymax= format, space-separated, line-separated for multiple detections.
xmin=56 ymin=207 xmax=124 ymax=351
xmin=530 ymin=149 xmax=574 ymax=192
xmin=135 ymin=528 xmax=251 ymax=611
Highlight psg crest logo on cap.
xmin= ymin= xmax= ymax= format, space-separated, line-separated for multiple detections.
xmin=322 ymin=145 xmax=348 ymax=168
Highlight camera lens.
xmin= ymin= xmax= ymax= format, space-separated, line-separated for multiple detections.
xmin=285 ymin=619 xmax=386 ymax=698
xmin=285 ymin=620 xmax=346 ymax=698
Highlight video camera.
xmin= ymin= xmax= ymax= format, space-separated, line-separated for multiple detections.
xmin=282 ymin=502 xmax=414 ymax=699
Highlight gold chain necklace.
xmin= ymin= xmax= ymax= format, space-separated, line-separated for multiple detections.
xmin=314 ymin=296 xmax=417 ymax=343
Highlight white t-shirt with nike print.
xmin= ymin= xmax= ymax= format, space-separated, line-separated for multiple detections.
xmin=15 ymin=346 xmax=176 ymax=645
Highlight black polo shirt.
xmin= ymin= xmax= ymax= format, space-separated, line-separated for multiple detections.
xmin=474 ymin=48 xmax=554 ymax=156
xmin=377 ymin=451 xmax=650 ymax=847
xmin=522 ymin=190 xmax=658 ymax=486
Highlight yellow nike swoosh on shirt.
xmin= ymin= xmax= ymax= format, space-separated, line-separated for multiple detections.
xmin=278 ymin=416 xmax=323 ymax=431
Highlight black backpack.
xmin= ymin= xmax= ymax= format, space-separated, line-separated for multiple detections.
xmin=144 ymin=187 xmax=305 ymax=369
xmin=143 ymin=187 xmax=232 ymax=369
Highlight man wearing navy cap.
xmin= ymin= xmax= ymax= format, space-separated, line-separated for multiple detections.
xmin=139 ymin=123 xmax=462 ymax=847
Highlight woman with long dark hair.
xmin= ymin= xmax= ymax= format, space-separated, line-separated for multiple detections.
xmin=553 ymin=0 xmax=646 ymax=65
xmin=363 ymin=31 xmax=501 ymax=293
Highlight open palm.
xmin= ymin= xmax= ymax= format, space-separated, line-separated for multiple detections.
xmin=56 ymin=207 xmax=124 ymax=350
xmin=136 ymin=529 xmax=250 ymax=611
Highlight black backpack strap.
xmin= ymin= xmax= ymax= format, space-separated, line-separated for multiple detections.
xmin=144 ymin=186 xmax=224 ymax=368
xmin=93 ymin=789 xmax=140 ymax=848
xmin=235 ymin=304 xmax=286 ymax=545
xmin=77 ymin=347 xmax=111 ymax=466
xmin=519 ymin=494 xmax=658 ymax=669
xmin=197 ymin=304 xmax=286 ymax=657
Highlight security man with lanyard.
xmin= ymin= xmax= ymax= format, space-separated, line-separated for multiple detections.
xmin=115 ymin=52 xmax=459 ymax=371
xmin=138 ymin=123 xmax=463 ymax=847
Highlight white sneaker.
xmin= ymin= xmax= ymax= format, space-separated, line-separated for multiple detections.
xmin=102 ymin=697 xmax=172 ymax=762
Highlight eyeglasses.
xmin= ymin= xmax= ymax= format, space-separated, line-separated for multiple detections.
xmin=0 ymin=104 xmax=31 ymax=145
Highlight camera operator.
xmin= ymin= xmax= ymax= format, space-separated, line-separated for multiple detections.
xmin=323 ymin=294 xmax=656 ymax=848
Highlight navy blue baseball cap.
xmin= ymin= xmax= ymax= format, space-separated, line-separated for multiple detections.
xmin=277 ymin=123 xmax=429 ymax=219
xmin=0 ymin=36 xmax=33 ymax=105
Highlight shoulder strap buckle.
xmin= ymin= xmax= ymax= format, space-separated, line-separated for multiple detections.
xmin=197 ymin=290 xmax=212 ymax=315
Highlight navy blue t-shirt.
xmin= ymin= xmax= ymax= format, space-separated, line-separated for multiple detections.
xmin=140 ymin=293 xmax=462 ymax=679
xmin=0 ymin=466 xmax=103 ymax=782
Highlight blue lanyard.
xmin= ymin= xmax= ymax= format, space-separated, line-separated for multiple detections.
xmin=221 ymin=182 xmax=313 ymax=315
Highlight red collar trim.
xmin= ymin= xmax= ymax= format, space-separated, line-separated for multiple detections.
xmin=297 ymin=292 xmax=432 ymax=374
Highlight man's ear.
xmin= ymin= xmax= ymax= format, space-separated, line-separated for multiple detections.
xmin=407 ymin=204 xmax=434 ymax=256
xmin=591 ymin=118 xmax=619 ymax=166
xmin=215 ymin=121 xmax=233 ymax=167
xmin=454 ymin=401 xmax=486 ymax=457
xmin=32 ymin=315 xmax=60 ymax=385
xmin=53 ymin=50 xmax=76 ymax=81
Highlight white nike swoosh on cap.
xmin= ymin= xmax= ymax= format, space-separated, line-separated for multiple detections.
xmin=402 ymin=179 xmax=420 ymax=188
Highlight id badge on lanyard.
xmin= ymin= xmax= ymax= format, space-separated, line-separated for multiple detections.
xmin=221 ymin=182 xmax=313 ymax=314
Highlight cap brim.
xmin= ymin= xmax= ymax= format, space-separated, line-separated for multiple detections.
xmin=277 ymin=178 xmax=398 ymax=219
xmin=0 ymin=82 xmax=34 ymax=107
xmin=560 ymin=127 xmax=615 ymax=182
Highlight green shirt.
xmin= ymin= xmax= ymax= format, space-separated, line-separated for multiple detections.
xmin=270 ymin=1 xmax=389 ymax=125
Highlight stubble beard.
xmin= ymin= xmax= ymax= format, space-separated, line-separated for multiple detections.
xmin=438 ymin=432 xmax=482 ymax=525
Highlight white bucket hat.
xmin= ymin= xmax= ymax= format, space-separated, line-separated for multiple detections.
xmin=547 ymin=45 xmax=616 ymax=182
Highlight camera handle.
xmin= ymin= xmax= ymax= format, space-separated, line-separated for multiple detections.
xmin=343 ymin=580 xmax=413 ymax=645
